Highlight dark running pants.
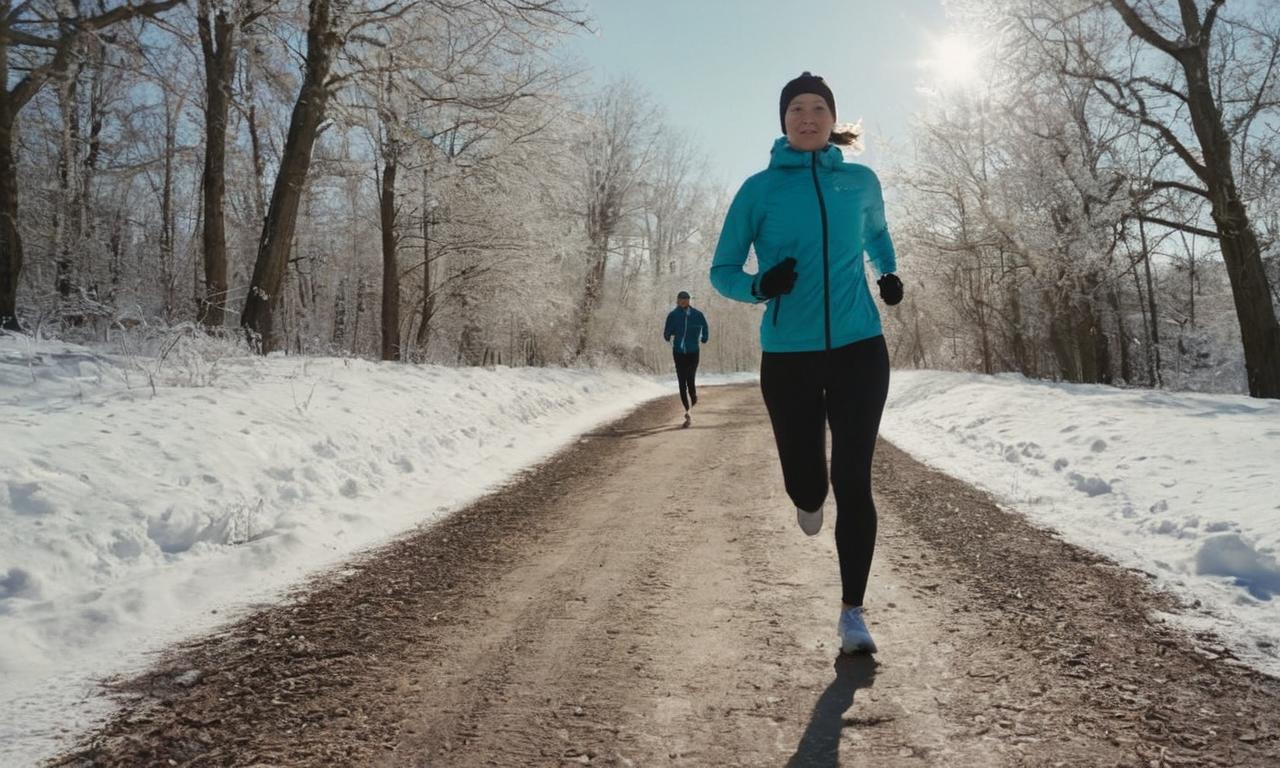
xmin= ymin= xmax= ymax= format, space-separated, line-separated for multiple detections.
xmin=760 ymin=335 xmax=890 ymax=607
xmin=673 ymin=351 xmax=700 ymax=410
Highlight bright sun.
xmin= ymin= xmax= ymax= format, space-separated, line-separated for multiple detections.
xmin=923 ymin=33 xmax=981 ymax=88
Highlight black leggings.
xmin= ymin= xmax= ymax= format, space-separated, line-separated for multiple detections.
xmin=674 ymin=351 xmax=699 ymax=410
xmin=760 ymin=335 xmax=890 ymax=607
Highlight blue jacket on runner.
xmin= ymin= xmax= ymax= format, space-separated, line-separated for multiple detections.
xmin=664 ymin=306 xmax=709 ymax=354
xmin=709 ymin=137 xmax=896 ymax=353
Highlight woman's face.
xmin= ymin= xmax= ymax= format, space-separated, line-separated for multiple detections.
xmin=784 ymin=93 xmax=835 ymax=152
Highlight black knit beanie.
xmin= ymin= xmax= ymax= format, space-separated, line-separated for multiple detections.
xmin=779 ymin=72 xmax=836 ymax=134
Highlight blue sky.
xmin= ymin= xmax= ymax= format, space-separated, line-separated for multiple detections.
xmin=560 ymin=0 xmax=952 ymax=190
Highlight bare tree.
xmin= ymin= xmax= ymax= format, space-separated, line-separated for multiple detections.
xmin=1 ymin=0 xmax=180 ymax=330
xmin=241 ymin=0 xmax=585 ymax=353
xmin=239 ymin=0 xmax=348 ymax=350
xmin=376 ymin=69 xmax=402 ymax=360
xmin=1066 ymin=0 xmax=1280 ymax=397
xmin=642 ymin=129 xmax=703 ymax=281
xmin=570 ymin=81 xmax=659 ymax=359
xmin=197 ymin=0 xmax=271 ymax=328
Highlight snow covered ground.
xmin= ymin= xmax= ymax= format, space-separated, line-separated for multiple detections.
xmin=0 ymin=333 xmax=673 ymax=766
xmin=881 ymin=370 xmax=1280 ymax=677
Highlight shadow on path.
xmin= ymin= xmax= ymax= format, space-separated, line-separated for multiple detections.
xmin=588 ymin=423 xmax=691 ymax=440
xmin=787 ymin=654 xmax=879 ymax=767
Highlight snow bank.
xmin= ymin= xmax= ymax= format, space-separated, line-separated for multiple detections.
xmin=881 ymin=370 xmax=1280 ymax=676
xmin=1195 ymin=534 xmax=1280 ymax=602
xmin=0 ymin=333 xmax=667 ymax=765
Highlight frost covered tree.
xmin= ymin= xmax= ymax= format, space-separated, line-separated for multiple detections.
xmin=1 ymin=0 xmax=180 ymax=331
xmin=238 ymin=0 xmax=357 ymax=352
xmin=568 ymin=80 xmax=661 ymax=360
xmin=346 ymin=0 xmax=583 ymax=361
xmin=238 ymin=0 xmax=584 ymax=354
xmin=1 ymin=0 xmax=750 ymax=374
xmin=196 ymin=0 xmax=274 ymax=329
xmin=901 ymin=46 xmax=1132 ymax=382
xmin=1023 ymin=0 xmax=1280 ymax=397
xmin=900 ymin=0 xmax=1279 ymax=396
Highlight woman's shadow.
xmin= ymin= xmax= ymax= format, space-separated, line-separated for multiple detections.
xmin=786 ymin=654 xmax=879 ymax=767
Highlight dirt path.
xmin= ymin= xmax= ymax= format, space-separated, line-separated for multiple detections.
xmin=55 ymin=384 xmax=1280 ymax=767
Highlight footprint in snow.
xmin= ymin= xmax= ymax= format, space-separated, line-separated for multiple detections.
xmin=1067 ymin=472 xmax=1111 ymax=496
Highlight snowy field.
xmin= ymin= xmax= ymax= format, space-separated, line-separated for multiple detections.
xmin=881 ymin=370 xmax=1280 ymax=678
xmin=0 ymin=333 xmax=671 ymax=765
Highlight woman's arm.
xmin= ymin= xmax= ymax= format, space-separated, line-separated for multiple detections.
xmin=710 ymin=180 xmax=765 ymax=304
xmin=864 ymin=170 xmax=896 ymax=277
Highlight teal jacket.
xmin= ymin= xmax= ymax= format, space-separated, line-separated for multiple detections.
xmin=710 ymin=137 xmax=896 ymax=353
xmin=664 ymin=306 xmax=709 ymax=354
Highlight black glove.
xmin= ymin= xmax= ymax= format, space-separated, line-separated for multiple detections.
xmin=756 ymin=257 xmax=798 ymax=300
xmin=877 ymin=273 xmax=903 ymax=306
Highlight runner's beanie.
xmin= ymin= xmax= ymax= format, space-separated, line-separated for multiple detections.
xmin=779 ymin=72 xmax=836 ymax=134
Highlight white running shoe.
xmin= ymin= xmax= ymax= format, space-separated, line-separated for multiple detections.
xmin=838 ymin=605 xmax=877 ymax=655
xmin=796 ymin=503 xmax=823 ymax=536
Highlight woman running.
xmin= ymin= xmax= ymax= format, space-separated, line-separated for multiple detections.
xmin=709 ymin=72 xmax=904 ymax=654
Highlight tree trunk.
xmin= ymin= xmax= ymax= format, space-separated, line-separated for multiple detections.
xmin=575 ymin=239 xmax=608 ymax=359
xmin=241 ymin=0 xmax=339 ymax=352
xmin=82 ymin=45 xmax=106 ymax=302
xmin=1187 ymin=247 xmax=1196 ymax=328
xmin=1132 ymin=256 xmax=1153 ymax=386
xmin=457 ymin=290 xmax=483 ymax=365
xmin=974 ymin=288 xmax=993 ymax=375
xmin=1094 ymin=310 xmax=1112 ymax=385
xmin=0 ymin=112 xmax=20 ymax=331
xmin=912 ymin=308 xmax=927 ymax=368
xmin=647 ymin=212 xmax=661 ymax=283
xmin=1045 ymin=286 xmax=1078 ymax=381
xmin=243 ymin=32 xmax=268 ymax=225
xmin=1074 ymin=303 xmax=1099 ymax=384
xmin=351 ymin=274 xmax=365 ymax=355
xmin=1075 ymin=274 xmax=1111 ymax=385
xmin=332 ymin=276 xmax=347 ymax=347
xmin=379 ymin=153 xmax=400 ymax=361
xmin=54 ymin=68 xmax=80 ymax=308
xmin=197 ymin=0 xmax=235 ymax=329
xmin=1108 ymin=285 xmax=1132 ymax=384
xmin=1138 ymin=218 xmax=1162 ymax=387
xmin=1007 ymin=281 xmax=1030 ymax=375
xmin=415 ymin=168 xmax=433 ymax=354
xmin=160 ymin=96 xmax=178 ymax=321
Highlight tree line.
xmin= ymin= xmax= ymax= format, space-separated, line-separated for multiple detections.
xmin=7 ymin=1 xmax=1275 ymax=397
xmin=892 ymin=0 xmax=1280 ymax=398
xmin=2 ymin=0 xmax=763 ymax=371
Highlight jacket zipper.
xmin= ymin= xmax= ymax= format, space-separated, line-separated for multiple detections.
xmin=811 ymin=152 xmax=831 ymax=351
xmin=681 ymin=309 xmax=689 ymax=352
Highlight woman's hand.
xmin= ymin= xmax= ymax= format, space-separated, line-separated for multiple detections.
xmin=755 ymin=257 xmax=798 ymax=300
xmin=877 ymin=273 xmax=903 ymax=306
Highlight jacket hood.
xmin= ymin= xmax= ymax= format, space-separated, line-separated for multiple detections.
xmin=768 ymin=136 xmax=844 ymax=170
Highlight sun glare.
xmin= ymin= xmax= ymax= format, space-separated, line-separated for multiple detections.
xmin=922 ymin=33 xmax=981 ymax=89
